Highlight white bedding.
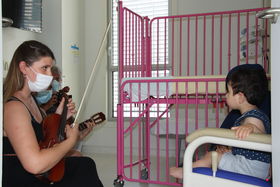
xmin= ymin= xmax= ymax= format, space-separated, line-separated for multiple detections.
xmin=122 ymin=75 xmax=226 ymax=102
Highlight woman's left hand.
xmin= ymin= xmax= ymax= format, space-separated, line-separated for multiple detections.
xmin=66 ymin=98 xmax=76 ymax=119
xmin=79 ymin=121 xmax=94 ymax=140
xmin=55 ymin=97 xmax=76 ymax=119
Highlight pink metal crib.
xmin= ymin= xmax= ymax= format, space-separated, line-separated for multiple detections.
xmin=114 ymin=1 xmax=270 ymax=186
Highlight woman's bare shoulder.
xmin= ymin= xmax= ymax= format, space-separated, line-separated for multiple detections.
xmin=4 ymin=99 xmax=28 ymax=113
xmin=4 ymin=100 xmax=31 ymax=128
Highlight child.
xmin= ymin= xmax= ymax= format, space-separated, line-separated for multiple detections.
xmin=170 ymin=64 xmax=271 ymax=180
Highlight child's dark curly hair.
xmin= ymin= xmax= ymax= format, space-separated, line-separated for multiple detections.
xmin=226 ymin=65 xmax=268 ymax=106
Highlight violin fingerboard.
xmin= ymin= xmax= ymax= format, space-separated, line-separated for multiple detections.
xmin=78 ymin=123 xmax=87 ymax=131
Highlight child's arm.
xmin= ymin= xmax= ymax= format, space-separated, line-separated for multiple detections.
xmin=231 ymin=117 xmax=265 ymax=139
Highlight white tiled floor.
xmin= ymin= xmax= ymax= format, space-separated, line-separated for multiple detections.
xmin=87 ymin=153 xmax=180 ymax=187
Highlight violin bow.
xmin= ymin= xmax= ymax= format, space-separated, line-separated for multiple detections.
xmin=73 ymin=19 xmax=111 ymax=125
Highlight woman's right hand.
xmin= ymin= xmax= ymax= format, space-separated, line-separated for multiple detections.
xmin=65 ymin=123 xmax=79 ymax=144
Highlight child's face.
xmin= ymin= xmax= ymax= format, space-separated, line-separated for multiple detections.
xmin=226 ymin=84 xmax=239 ymax=110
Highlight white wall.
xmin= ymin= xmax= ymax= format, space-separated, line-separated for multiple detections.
xmin=61 ymin=0 xmax=83 ymax=106
xmin=2 ymin=29 xmax=39 ymax=76
xmin=80 ymin=0 xmax=112 ymax=153
xmin=37 ymin=0 xmax=62 ymax=70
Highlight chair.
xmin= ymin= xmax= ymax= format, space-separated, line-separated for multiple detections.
xmin=183 ymin=128 xmax=272 ymax=187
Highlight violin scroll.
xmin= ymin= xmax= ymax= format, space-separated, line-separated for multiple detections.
xmin=55 ymin=86 xmax=71 ymax=102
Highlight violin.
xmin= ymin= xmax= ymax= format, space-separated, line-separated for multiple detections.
xmin=38 ymin=88 xmax=106 ymax=183
xmin=38 ymin=112 xmax=106 ymax=183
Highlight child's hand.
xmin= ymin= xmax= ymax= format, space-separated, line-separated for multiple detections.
xmin=231 ymin=124 xmax=254 ymax=139
xmin=216 ymin=145 xmax=231 ymax=154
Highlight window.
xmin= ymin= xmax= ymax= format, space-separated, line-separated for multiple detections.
xmin=2 ymin=0 xmax=42 ymax=33
xmin=109 ymin=0 xmax=169 ymax=118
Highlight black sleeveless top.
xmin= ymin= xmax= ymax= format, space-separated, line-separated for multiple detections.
xmin=3 ymin=96 xmax=44 ymax=154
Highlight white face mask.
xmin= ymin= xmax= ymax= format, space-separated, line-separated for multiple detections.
xmin=27 ymin=67 xmax=53 ymax=92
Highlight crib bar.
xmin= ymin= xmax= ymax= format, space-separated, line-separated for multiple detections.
xmin=175 ymin=83 xmax=179 ymax=166
xmin=203 ymin=16 xmax=206 ymax=75
xmin=172 ymin=19 xmax=175 ymax=76
xmin=220 ymin=15 xmax=223 ymax=74
xmin=228 ymin=14 xmax=232 ymax=71
xmin=164 ymin=19 xmax=167 ymax=76
xmin=205 ymin=82 xmax=209 ymax=128
xmin=212 ymin=15 xmax=215 ymax=75
xmin=117 ymin=3 xmax=270 ymax=186
xmin=237 ymin=13 xmax=240 ymax=66
xmin=157 ymin=19 xmax=160 ymax=77
xmin=165 ymin=83 xmax=170 ymax=182
xmin=145 ymin=16 xmax=151 ymax=77
xmin=118 ymin=1 xmax=124 ymax=98
xmin=129 ymin=102 xmax=133 ymax=178
xmin=246 ymin=12 xmax=249 ymax=64
xmin=255 ymin=16 xmax=259 ymax=64
xmin=180 ymin=18 xmax=182 ymax=76
xmin=195 ymin=16 xmax=198 ymax=75
xmin=146 ymin=83 xmax=151 ymax=180
xmin=264 ymin=19 xmax=269 ymax=72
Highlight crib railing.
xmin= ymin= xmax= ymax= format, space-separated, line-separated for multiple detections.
xmin=118 ymin=2 xmax=270 ymax=83
xmin=116 ymin=77 xmax=226 ymax=186
xmin=149 ymin=8 xmax=270 ymax=77
xmin=116 ymin=2 xmax=270 ymax=186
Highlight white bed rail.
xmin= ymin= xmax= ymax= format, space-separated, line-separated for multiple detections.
xmin=183 ymin=128 xmax=271 ymax=187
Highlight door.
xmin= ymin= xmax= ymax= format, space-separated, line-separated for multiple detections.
xmin=268 ymin=0 xmax=280 ymax=185
xmin=255 ymin=2 xmax=280 ymax=185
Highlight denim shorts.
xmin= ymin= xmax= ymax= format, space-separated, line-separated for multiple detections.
xmin=218 ymin=152 xmax=270 ymax=179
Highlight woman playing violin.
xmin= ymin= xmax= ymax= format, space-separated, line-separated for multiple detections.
xmin=3 ymin=40 xmax=104 ymax=187
xmin=35 ymin=65 xmax=93 ymax=157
